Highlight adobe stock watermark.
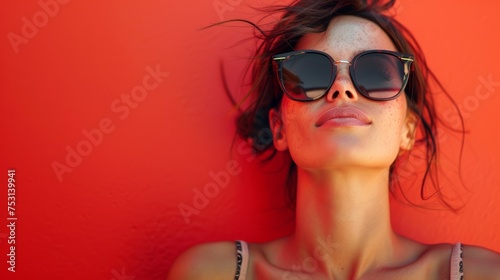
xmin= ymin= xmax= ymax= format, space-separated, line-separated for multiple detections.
xmin=51 ymin=64 xmax=169 ymax=183
xmin=111 ymin=267 xmax=135 ymax=280
xmin=178 ymin=126 xmax=274 ymax=224
xmin=7 ymin=0 xmax=71 ymax=54
xmin=397 ymin=74 xmax=500 ymax=182
xmin=281 ymin=235 xmax=340 ymax=280
xmin=213 ymin=0 xmax=243 ymax=21
xmin=393 ymin=0 xmax=411 ymax=15
xmin=441 ymin=74 xmax=500 ymax=131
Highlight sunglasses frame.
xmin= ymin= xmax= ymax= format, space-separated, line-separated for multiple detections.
xmin=272 ymin=49 xmax=414 ymax=102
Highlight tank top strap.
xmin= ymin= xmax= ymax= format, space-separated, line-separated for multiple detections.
xmin=234 ymin=240 xmax=249 ymax=280
xmin=450 ymin=242 xmax=464 ymax=280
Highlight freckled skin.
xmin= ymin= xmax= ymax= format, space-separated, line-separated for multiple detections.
xmin=273 ymin=16 xmax=414 ymax=172
xmin=168 ymin=14 xmax=500 ymax=280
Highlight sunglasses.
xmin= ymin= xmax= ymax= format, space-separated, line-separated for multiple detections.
xmin=272 ymin=50 xmax=414 ymax=102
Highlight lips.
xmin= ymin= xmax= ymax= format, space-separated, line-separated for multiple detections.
xmin=315 ymin=106 xmax=372 ymax=127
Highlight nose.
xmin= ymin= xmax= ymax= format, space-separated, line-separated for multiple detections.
xmin=325 ymin=60 xmax=359 ymax=102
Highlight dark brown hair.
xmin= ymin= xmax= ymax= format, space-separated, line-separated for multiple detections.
xmin=220 ymin=0 xmax=464 ymax=210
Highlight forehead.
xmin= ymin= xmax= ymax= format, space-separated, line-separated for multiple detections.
xmin=295 ymin=15 xmax=397 ymax=60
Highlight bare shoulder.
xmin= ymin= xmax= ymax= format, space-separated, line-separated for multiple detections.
xmin=425 ymin=242 xmax=500 ymax=279
xmin=462 ymin=244 xmax=500 ymax=279
xmin=166 ymin=241 xmax=238 ymax=280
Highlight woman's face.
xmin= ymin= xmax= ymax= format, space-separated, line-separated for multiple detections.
xmin=270 ymin=15 xmax=415 ymax=172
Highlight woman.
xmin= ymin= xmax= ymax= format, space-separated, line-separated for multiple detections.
xmin=168 ymin=0 xmax=500 ymax=279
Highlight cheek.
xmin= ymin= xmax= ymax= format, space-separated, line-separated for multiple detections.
xmin=373 ymin=99 xmax=408 ymax=147
xmin=280 ymin=100 xmax=316 ymax=156
xmin=280 ymin=98 xmax=303 ymax=128
xmin=379 ymin=103 xmax=405 ymax=126
xmin=281 ymin=101 xmax=307 ymax=137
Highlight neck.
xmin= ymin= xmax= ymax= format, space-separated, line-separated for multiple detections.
xmin=289 ymin=167 xmax=399 ymax=278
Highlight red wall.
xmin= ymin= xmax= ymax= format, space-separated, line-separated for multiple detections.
xmin=1 ymin=0 xmax=499 ymax=279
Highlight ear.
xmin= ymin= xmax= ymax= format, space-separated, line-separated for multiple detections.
xmin=400 ymin=111 xmax=417 ymax=153
xmin=269 ymin=108 xmax=288 ymax=151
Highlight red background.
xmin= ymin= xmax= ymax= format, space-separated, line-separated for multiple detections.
xmin=1 ymin=0 xmax=500 ymax=279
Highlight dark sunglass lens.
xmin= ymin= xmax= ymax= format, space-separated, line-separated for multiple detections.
xmin=353 ymin=53 xmax=404 ymax=99
xmin=281 ymin=53 xmax=333 ymax=100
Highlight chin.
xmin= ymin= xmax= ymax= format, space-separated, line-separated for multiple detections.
xmin=291 ymin=148 xmax=397 ymax=172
